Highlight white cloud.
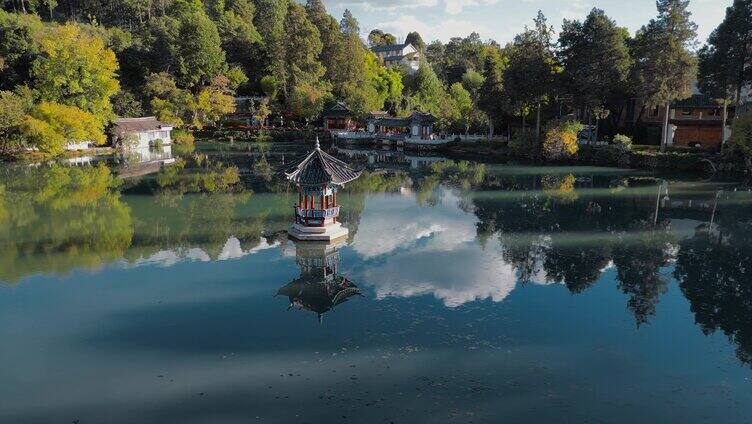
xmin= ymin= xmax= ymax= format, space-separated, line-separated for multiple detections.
xmin=373 ymin=14 xmax=483 ymax=43
xmin=351 ymin=190 xmax=518 ymax=307
xmin=444 ymin=0 xmax=498 ymax=15
xmin=328 ymin=0 xmax=437 ymax=12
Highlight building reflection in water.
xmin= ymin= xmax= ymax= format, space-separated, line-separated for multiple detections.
xmin=277 ymin=238 xmax=362 ymax=323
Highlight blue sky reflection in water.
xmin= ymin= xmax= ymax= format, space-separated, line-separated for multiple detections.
xmin=0 ymin=147 xmax=751 ymax=423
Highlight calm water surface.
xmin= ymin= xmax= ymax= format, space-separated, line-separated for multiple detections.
xmin=1 ymin=142 xmax=751 ymax=423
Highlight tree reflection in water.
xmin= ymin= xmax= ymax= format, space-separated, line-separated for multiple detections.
xmin=0 ymin=163 xmax=133 ymax=282
xmin=676 ymin=217 xmax=752 ymax=366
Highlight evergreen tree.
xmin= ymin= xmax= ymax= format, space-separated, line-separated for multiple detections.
xmin=405 ymin=31 xmax=425 ymax=51
xmin=558 ymin=8 xmax=632 ymax=138
xmin=633 ymin=0 xmax=698 ymax=151
xmin=175 ymin=9 xmax=227 ymax=89
xmin=504 ymin=11 xmax=559 ymax=138
xmin=478 ymin=50 xmax=507 ymax=138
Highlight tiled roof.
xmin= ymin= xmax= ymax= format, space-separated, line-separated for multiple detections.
xmin=371 ymin=43 xmax=409 ymax=53
xmin=673 ymin=94 xmax=720 ymax=108
xmin=113 ymin=117 xmax=172 ymax=137
xmin=285 ymin=141 xmax=361 ymax=186
xmin=323 ymin=102 xmax=352 ymax=118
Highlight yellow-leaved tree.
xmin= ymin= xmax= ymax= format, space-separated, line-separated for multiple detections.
xmin=543 ymin=120 xmax=583 ymax=160
xmin=22 ymin=102 xmax=106 ymax=156
xmin=32 ymin=23 xmax=119 ymax=123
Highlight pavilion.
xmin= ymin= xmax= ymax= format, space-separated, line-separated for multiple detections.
xmin=285 ymin=138 xmax=362 ymax=242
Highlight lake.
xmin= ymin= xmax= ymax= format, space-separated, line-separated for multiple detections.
xmin=0 ymin=141 xmax=751 ymax=423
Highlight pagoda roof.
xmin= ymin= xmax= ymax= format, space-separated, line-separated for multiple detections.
xmin=322 ymin=102 xmax=352 ymax=118
xmin=285 ymin=140 xmax=361 ymax=186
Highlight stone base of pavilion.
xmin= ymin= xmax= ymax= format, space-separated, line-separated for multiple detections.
xmin=288 ymin=222 xmax=349 ymax=243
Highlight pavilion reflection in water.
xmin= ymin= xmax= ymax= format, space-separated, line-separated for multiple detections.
xmin=276 ymin=238 xmax=362 ymax=323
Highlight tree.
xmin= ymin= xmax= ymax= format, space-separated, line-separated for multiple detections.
xmin=731 ymin=111 xmax=752 ymax=168
xmin=558 ymin=9 xmax=632 ymax=139
xmin=282 ymin=3 xmax=327 ymax=102
xmin=32 ymin=23 xmax=119 ymax=123
xmin=478 ymin=49 xmax=507 ymax=138
xmin=368 ymin=29 xmax=396 ymax=46
xmin=698 ymin=1 xmax=752 ymax=149
xmin=442 ymin=33 xmax=486 ymax=84
xmin=213 ymin=0 xmax=261 ymax=71
xmin=542 ymin=120 xmax=583 ymax=160
xmin=0 ymin=90 xmax=29 ymax=155
xmin=175 ymin=10 xmax=227 ymax=88
xmin=342 ymin=51 xmax=403 ymax=116
xmin=449 ymin=82 xmax=473 ymax=134
xmin=21 ymin=101 xmax=105 ymax=156
xmin=0 ymin=10 xmax=43 ymax=91
xmin=504 ymin=11 xmax=559 ymax=139
xmin=633 ymin=0 xmax=698 ymax=151
xmin=253 ymin=0 xmax=289 ymax=79
xmin=405 ymin=31 xmax=426 ymax=51
xmin=190 ymin=76 xmax=236 ymax=129
xmin=306 ymin=0 xmax=349 ymax=97
xmin=425 ymin=40 xmax=448 ymax=81
xmin=410 ymin=62 xmax=447 ymax=118
xmin=340 ymin=8 xmax=359 ymax=35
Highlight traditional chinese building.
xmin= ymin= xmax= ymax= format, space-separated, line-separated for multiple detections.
xmin=276 ymin=239 xmax=361 ymax=324
xmin=322 ymin=102 xmax=356 ymax=131
xmin=366 ymin=111 xmax=436 ymax=140
xmin=285 ymin=138 xmax=361 ymax=242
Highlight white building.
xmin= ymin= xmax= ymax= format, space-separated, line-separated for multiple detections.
xmin=112 ymin=117 xmax=175 ymax=164
xmin=112 ymin=117 xmax=173 ymax=149
xmin=371 ymin=43 xmax=420 ymax=74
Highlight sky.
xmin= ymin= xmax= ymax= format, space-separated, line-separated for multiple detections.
xmin=321 ymin=0 xmax=731 ymax=46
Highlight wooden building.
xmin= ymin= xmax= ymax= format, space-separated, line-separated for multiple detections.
xmin=322 ymin=102 xmax=356 ymax=131
xmin=285 ymin=138 xmax=362 ymax=242
xmin=622 ymin=94 xmax=732 ymax=149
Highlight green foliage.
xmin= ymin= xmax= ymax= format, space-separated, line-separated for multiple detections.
xmin=0 ymin=11 xmax=43 ymax=91
xmin=175 ymin=10 xmax=227 ymax=88
xmin=0 ymin=90 xmax=29 ymax=155
xmin=503 ymin=12 xmax=559 ymax=119
xmin=405 ymin=31 xmax=425 ymax=51
xmin=731 ymin=111 xmax=752 ymax=159
xmin=633 ymin=1 xmax=698 ymax=109
xmin=613 ymin=134 xmax=633 ymax=151
xmin=508 ymin=132 xmax=538 ymax=157
xmin=697 ymin=0 xmax=752 ymax=106
xmin=368 ymin=29 xmax=397 ymax=46
xmin=112 ymin=90 xmax=143 ymax=118
xmin=448 ymin=82 xmax=473 ymax=132
xmin=558 ymin=9 xmax=632 ymax=111
xmin=32 ymin=23 xmax=120 ymax=122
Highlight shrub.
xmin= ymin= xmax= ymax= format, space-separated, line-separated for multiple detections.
xmin=731 ymin=111 xmax=752 ymax=160
xmin=150 ymin=138 xmax=164 ymax=153
xmin=543 ymin=120 xmax=583 ymax=160
xmin=172 ymin=129 xmax=194 ymax=146
xmin=612 ymin=134 xmax=633 ymax=151
xmin=508 ymin=132 xmax=538 ymax=158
